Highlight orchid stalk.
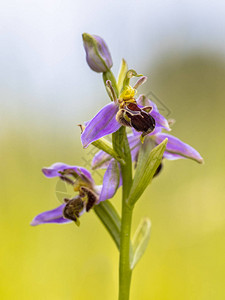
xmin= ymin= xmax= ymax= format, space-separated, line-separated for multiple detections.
xmin=31 ymin=33 xmax=203 ymax=300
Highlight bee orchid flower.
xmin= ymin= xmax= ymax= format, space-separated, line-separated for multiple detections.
xmin=31 ymin=161 xmax=120 ymax=226
xmin=81 ymin=78 xmax=171 ymax=148
xmin=91 ymin=97 xmax=203 ymax=170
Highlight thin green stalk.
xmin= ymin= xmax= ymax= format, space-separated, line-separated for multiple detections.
xmin=113 ymin=127 xmax=134 ymax=300
xmin=119 ymin=198 xmax=133 ymax=300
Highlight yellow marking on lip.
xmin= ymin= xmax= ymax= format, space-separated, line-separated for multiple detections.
xmin=119 ymin=85 xmax=136 ymax=101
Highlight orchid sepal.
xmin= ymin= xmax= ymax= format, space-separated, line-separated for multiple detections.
xmin=80 ymin=102 xmax=121 ymax=148
xmin=154 ymin=133 xmax=204 ymax=164
xmin=117 ymin=59 xmax=128 ymax=94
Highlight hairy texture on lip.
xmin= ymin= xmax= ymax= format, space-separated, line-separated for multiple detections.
xmin=63 ymin=197 xmax=84 ymax=224
xmin=80 ymin=186 xmax=98 ymax=212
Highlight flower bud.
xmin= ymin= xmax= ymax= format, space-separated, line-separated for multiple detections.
xmin=82 ymin=33 xmax=113 ymax=73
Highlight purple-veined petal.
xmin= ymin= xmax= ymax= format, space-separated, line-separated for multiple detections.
xmin=163 ymin=151 xmax=185 ymax=160
xmin=42 ymin=162 xmax=93 ymax=183
xmin=155 ymin=133 xmax=203 ymax=163
xmin=98 ymin=159 xmax=120 ymax=203
xmin=92 ymin=150 xmax=111 ymax=170
xmin=137 ymin=95 xmax=170 ymax=131
xmin=81 ymin=103 xmax=121 ymax=148
xmin=31 ymin=204 xmax=71 ymax=226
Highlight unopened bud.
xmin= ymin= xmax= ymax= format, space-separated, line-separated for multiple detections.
xmin=82 ymin=33 xmax=113 ymax=73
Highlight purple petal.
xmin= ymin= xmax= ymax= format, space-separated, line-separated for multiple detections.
xmin=155 ymin=133 xmax=203 ymax=163
xmin=163 ymin=151 xmax=185 ymax=160
xmin=150 ymin=110 xmax=171 ymax=131
xmin=128 ymin=134 xmax=141 ymax=163
xmin=92 ymin=150 xmax=111 ymax=170
xmin=42 ymin=162 xmax=93 ymax=182
xmin=98 ymin=160 xmax=120 ymax=203
xmin=31 ymin=204 xmax=71 ymax=226
xmin=137 ymin=95 xmax=170 ymax=131
xmin=81 ymin=103 xmax=121 ymax=148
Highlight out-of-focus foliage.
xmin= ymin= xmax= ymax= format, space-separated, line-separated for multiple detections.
xmin=1 ymin=54 xmax=225 ymax=300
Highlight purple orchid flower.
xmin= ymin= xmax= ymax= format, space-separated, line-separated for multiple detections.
xmin=31 ymin=161 xmax=120 ymax=226
xmin=91 ymin=97 xmax=203 ymax=170
xmin=81 ymin=79 xmax=170 ymax=148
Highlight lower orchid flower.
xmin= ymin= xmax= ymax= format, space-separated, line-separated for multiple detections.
xmin=31 ymin=161 xmax=120 ymax=226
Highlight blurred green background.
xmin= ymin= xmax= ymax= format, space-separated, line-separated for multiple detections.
xmin=1 ymin=1 xmax=225 ymax=299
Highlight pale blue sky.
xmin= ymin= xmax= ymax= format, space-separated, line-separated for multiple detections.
xmin=1 ymin=0 xmax=225 ymax=132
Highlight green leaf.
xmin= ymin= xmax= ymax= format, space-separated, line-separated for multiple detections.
xmin=127 ymin=138 xmax=168 ymax=206
xmin=117 ymin=59 xmax=128 ymax=94
xmin=130 ymin=218 xmax=151 ymax=269
xmin=94 ymin=200 xmax=121 ymax=250
xmin=92 ymin=138 xmax=125 ymax=166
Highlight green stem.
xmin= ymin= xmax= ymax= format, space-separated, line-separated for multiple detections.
xmin=119 ymin=198 xmax=133 ymax=300
xmin=113 ymin=127 xmax=134 ymax=300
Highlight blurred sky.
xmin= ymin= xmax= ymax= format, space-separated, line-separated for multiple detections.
xmin=1 ymin=0 xmax=225 ymax=132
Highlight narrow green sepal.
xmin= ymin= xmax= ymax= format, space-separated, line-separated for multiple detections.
xmin=130 ymin=218 xmax=151 ymax=269
xmin=117 ymin=59 xmax=128 ymax=94
xmin=127 ymin=138 xmax=168 ymax=206
xmin=94 ymin=200 xmax=121 ymax=249
xmin=92 ymin=138 xmax=125 ymax=166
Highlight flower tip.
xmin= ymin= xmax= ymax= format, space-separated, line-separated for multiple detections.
xmin=82 ymin=33 xmax=93 ymax=44
xmin=122 ymin=58 xmax=127 ymax=65
xmin=198 ymin=157 xmax=204 ymax=164
xmin=30 ymin=219 xmax=38 ymax=226
xmin=42 ymin=167 xmax=51 ymax=177
xmin=82 ymin=32 xmax=88 ymax=39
